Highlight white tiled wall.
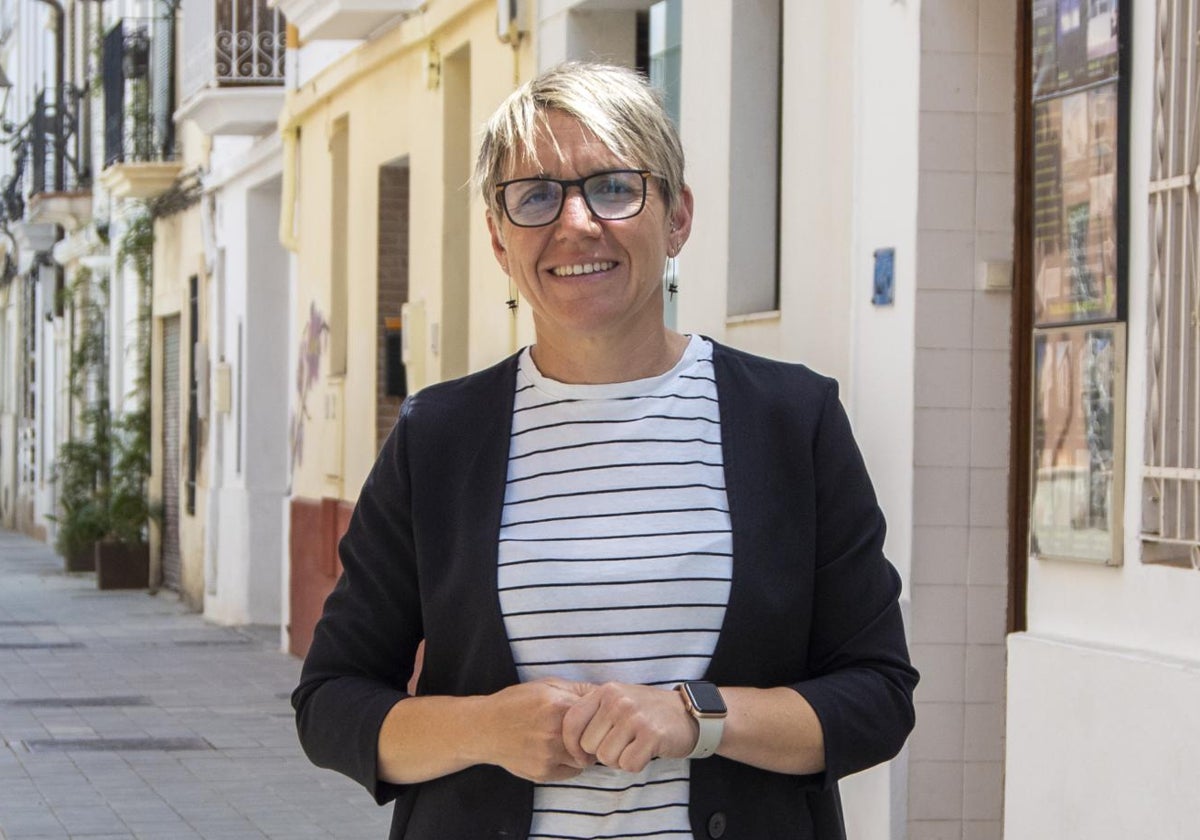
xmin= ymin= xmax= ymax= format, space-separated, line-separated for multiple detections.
xmin=910 ymin=0 xmax=1015 ymax=837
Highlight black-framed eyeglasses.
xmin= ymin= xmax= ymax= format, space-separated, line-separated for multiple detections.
xmin=495 ymin=169 xmax=653 ymax=228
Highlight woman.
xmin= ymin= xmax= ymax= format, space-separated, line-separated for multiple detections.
xmin=294 ymin=62 xmax=917 ymax=840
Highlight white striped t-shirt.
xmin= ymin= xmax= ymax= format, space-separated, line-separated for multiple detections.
xmin=498 ymin=335 xmax=732 ymax=840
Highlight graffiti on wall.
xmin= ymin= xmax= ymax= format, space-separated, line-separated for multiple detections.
xmin=290 ymin=302 xmax=329 ymax=470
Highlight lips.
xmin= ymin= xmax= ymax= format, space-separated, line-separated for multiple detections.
xmin=549 ymin=260 xmax=617 ymax=277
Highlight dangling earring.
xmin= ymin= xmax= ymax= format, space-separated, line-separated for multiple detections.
xmin=665 ymin=226 xmax=679 ymax=300
xmin=506 ymin=275 xmax=519 ymax=312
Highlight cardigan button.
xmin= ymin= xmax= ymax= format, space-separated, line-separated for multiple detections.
xmin=707 ymin=811 xmax=727 ymax=838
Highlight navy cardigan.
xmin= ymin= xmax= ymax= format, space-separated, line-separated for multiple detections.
xmin=293 ymin=340 xmax=918 ymax=839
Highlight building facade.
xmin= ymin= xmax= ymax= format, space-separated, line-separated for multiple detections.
xmin=2 ymin=0 xmax=1198 ymax=837
xmin=1004 ymin=0 xmax=1200 ymax=836
xmin=274 ymin=0 xmax=531 ymax=656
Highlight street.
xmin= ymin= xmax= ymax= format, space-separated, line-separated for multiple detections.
xmin=0 ymin=529 xmax=391 ymax=840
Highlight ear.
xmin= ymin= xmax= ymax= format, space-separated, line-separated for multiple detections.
xmin=487 ymin=211 xmax=510 ymax=275
xmin=667 ymin=184 xmax=695 ymax=257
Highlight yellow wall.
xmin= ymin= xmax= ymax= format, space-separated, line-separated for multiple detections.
xmin=283 ymin=0 xmax=534 ymax=502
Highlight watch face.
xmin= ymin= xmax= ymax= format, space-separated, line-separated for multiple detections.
xmin=684 ymin=682 xmax=727 ymax=715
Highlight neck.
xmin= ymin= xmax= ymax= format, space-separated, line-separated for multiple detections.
xmin=530 ymin=328 xmax=689 ymax=384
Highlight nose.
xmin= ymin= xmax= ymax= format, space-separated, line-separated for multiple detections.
xmin=556 ymin=186 xmax=600 ymax=236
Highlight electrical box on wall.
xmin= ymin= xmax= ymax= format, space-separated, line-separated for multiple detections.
xmin=978 ymin=259 xmax=1013 ymax=291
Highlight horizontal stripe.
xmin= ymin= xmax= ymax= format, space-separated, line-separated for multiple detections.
xmin=504 ymin=483 xmax=726 ymax=507
xmin=534 ymin=801 xmax=688 ymax=819
xmin=503 ymin=602 xmax=726 ymax=618
xmin=502 ymin=337 xmax=729 ymax=838
xmin=507 ymin=459 xmax=723 ymax=484
xmin=540 ymin=777 xmax=687 ymax=794
xmin=515 ymin=652 xmax=715 ymax=667
xmin=499 ymin=550 xmax=731 ymax=568
xmin=499 ymin=530 xmax=730 ymax=545
xmin=513 ymin=414 xmax=719 ymax=438
xmin=529 ymin=831 xmax=693 ymax=840
xmin=515 ymin=392 xmax=718 ymax=414
xmin=502 ymin=506 xmax=729 ymax=530
xmin=508 ymin=437 xmax=720 ymax=461
xmin=507 ymin=627 xmax=719 ymax=643
xmin=499 ymin=576 xmax=728 ymax=594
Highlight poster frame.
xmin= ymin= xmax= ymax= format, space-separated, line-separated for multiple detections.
xmin=1030 ymin=0 xmax=1131 ymax=329
xmin=1028 ymin=323 xmax=1126 ymax=566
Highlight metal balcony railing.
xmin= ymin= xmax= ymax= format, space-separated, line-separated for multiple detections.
xmin=1144 ymin=0 xmax=1200 ymax=564
xmin=181 ymin=0 xmax=286 ymax=103
xmin=1 ymin=84 xmax=89 ymax=223
xmin=103 ymin=17 xmax=178 ymax=168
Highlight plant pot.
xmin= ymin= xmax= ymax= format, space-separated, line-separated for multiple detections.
xmin=64 ymin=543 xmax=98 ymax=573
xmin=95 ymin=540 xmax=150 ymax=590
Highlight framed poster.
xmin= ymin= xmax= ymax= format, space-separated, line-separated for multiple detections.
xmin=1032 ymin=84 xmax=1120 ymax=325
xmin=1030 ymin=323 xmax=1125 ymax=564
xmin=1032 ymin=0 xmax=1120 ymax=98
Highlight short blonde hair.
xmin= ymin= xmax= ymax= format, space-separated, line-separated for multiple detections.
xmin=475 ymin=61 xmax=685 ymax=218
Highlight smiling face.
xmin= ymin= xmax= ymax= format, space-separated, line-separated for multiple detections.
xmin=487 ymin=110 xmax=693 ymax=356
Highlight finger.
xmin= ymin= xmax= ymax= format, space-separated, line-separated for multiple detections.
xmin=561 ymin=693 xmax=601 ymax=765
xmin=580 ymin=711 xmax=619 ymax=759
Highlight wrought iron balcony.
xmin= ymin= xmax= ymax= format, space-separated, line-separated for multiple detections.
xmin=1 ymin=84 xmax=90 ymax=226
xmin=176 ymin=0 xmax=287 ymax=136
xmin=99 ymin=16 xmax=183 ymax=200
xmin=271 ymin=0 xmax=421 ymax=42
xmin=103 ymin=17 xmax=177 ymax=167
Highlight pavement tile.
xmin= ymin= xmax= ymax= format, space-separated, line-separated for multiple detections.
xmin=0 ymin=530 xmax=389 ymax=840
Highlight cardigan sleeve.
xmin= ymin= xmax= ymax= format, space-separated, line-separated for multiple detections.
xmin=789 ymin=379 xmax=918 ymax=787
xmin=292 ymin=396 xmax=424 ymax=806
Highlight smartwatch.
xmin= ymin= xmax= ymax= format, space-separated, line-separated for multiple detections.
xmin=676 ymin=681 xmax=727 ymax=759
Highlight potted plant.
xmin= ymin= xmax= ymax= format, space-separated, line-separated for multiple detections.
xmin=51 ymin=439 xmax=109 ymax=571
xmin=94 ymin=207 xmax=154 ymax=590
xmin=94 ymin=404 xmax=152 ymax=589
xmin=51 ymin=268 xmax=112 ymax=572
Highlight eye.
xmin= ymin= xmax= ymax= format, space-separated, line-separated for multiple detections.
xmin=590 ymin=174 xmax=638 ymax=198
xmin=508 ymin=180 xmax=559 ymax=209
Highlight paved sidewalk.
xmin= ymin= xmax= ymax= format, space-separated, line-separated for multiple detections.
xmin=0 ymin=529 xmax=391 ymax=840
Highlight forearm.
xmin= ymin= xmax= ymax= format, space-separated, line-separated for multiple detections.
xmin=716 ymin=686 xmax=826 ymax=775
xmin=560 ymin=682 xmax=826 ymax=776
xmin=377 ymin=679 xmax=595 ymax=785
xmin=377 ymin=695 xmax=489 ymax=784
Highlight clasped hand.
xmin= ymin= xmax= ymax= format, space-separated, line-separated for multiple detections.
xmin=489 ymin=678 xmax=700 ymax=783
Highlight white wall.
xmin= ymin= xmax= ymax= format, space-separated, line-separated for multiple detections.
xmin=681 ymin=2 xmax=917 ymax=837
xmin=908 ymin=1 xmax=1017 ymax=839
xmin=1006 ymin=0 xmax=1200 ymax=833
xmin=203 ymin=141 xmax=288 ymax=628
xmin=1005 ymin=634 xmax=1200 ymax=839
xmin=843 ymin=5 xmax=921 ymax=837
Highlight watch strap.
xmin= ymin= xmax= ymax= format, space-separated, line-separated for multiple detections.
xmin=686 ymin=714 xmax=723 ymax=759
xmin=677 ymin=682 xmax=725 ymax=760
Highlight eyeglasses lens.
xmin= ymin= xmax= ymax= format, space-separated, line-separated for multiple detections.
xmin=503 ymin=171 xmax=646 ymax=227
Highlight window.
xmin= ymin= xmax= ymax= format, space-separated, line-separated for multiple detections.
xmin=726 ymin=0 xmax=782 ymax=316
xmin=1144 ymin=0 xmax=1200 ymax=565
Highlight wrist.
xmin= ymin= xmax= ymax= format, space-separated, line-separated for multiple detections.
xmin=457 ymin=694 xmax=495 ymax=766
xmin=675 ymin=681 xmax=727 ymax=760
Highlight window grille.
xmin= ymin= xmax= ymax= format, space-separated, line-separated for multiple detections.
xmin=1145 ymin=0 xmax=1200 ymax=566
